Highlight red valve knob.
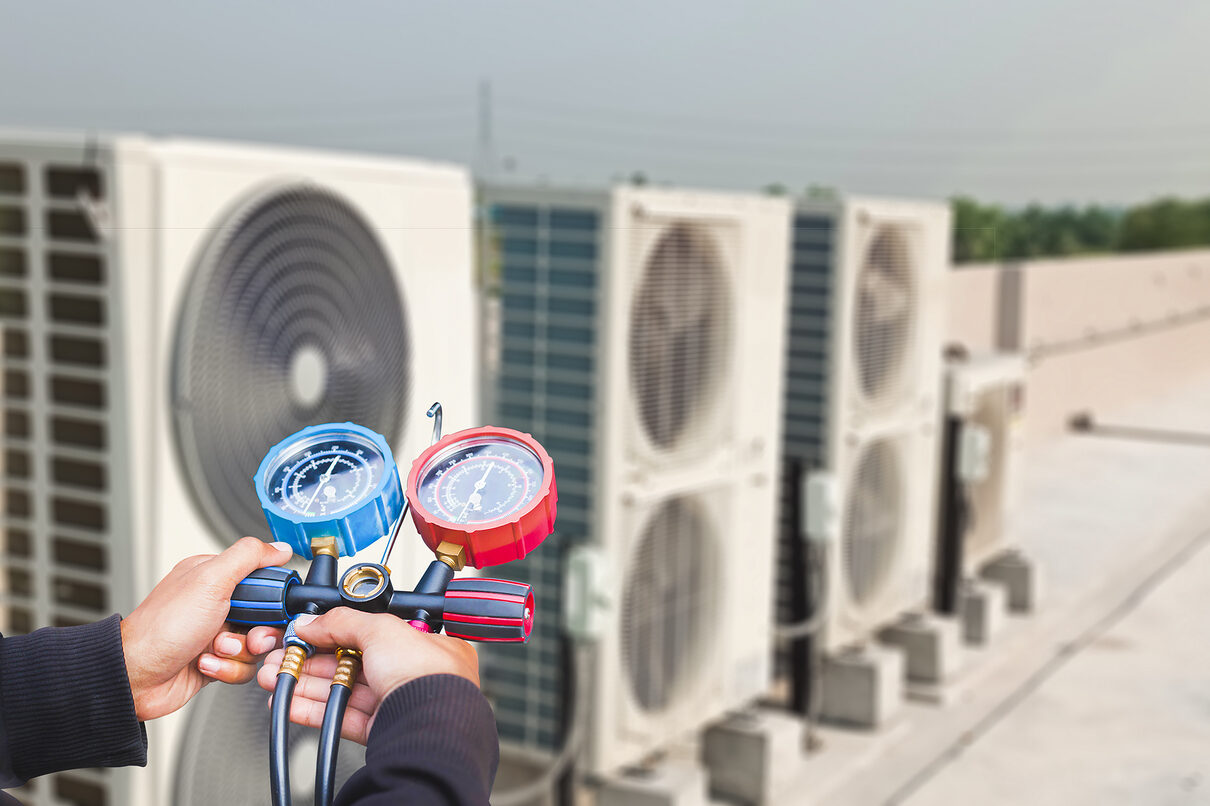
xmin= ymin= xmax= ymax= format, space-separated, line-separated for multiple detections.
xmin=442 ymin=578 xmax=534 ymax=643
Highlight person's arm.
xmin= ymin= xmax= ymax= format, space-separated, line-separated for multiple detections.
xmin=335 ymin=675 xmax=498 ymax=806
xmin=0 ymin=537 xmax=288 ymax=788
xmin=0 ymin=668 xmax=9 ymax=788
xmin=0 ymin=616 xmax=145 ymax=783
xmin=257 ymin=609 xmax=499 ymax=806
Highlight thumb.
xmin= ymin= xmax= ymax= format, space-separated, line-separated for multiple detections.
xmin=202 ymin=536 xmax=294 ymax=590
xmin=293 ymin=608 xmax=398 ymax=653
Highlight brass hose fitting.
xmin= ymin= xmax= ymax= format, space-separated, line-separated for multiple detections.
xmin=311 ymin=536 xmax=339 ymax=558
xmin=434 ymin=540 xmax=467 ymax=571
xmin=279 ymin=644 xmax=308 ymax=681
xmin=333 ymin=648 xmax=363 ymax=689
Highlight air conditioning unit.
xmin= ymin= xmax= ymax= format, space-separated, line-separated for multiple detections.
xmin=478 ymin=184 xmax=789 ymax=774
xmin=0 ymin=131 xmax=476 ymax=806
xmin=778 ymin=196 xmax=950 ymax=655
xmin=943 ymin=352 xmax=1026 ymax=575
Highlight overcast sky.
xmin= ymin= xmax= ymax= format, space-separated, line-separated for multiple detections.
xmin=2 ymin=1 xmax=1207 ymax=205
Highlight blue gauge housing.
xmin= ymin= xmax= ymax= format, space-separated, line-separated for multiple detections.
xmin=254 ymin=422 xmax=404 ymax=559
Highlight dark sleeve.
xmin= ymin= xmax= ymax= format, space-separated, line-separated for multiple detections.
xmin=336 ymin=674 xmax=499 ymax=806
xmin=0 ymin=615 xmax=147 ymax=784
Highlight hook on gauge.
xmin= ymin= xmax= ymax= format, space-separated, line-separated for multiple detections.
xmin=380 ymin=402 xmax=443 ymax=567
xmin=427 ymin=402 xmax=443 ymax=445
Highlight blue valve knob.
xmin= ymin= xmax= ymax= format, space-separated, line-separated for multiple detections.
xmin=254 ymin=423 xmax=404 ymax=559
xmin=228 ymin=566 xmax=300 ymax=626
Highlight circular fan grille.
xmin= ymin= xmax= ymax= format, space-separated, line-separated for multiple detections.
xmin=628 ymin=222 xmax=731 ymax=451
xmin=173 ymin=185 xmax=409 ymax=544
xmin=621 ymin=496 xmax=716 ymax=712
xmin=842 ymin=439 xmax=904 ymax=606
xmin=174 ymin=681 xmax=365 ymax=804
xmin=853 ymin=224 xmax=915 ymax=405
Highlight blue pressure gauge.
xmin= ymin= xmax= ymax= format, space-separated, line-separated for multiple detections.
xmin=254 ymin=422 xmax=404 ymax=559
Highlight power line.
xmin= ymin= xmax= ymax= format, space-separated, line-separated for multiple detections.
xmin=13 ymin=91 xmax=1207 ymax=145
xmin=0 ymin=93 xmax=467 ymax=117
xmin=0 ymin=110 xmax=473 ymax=136
xmin=496 ymin=133 xmax=1210 ymax=174
xmin=500 ymin=93 xmax=1210 ymax=141
xmin=495 ymin=111 xmax=1210 ymax=158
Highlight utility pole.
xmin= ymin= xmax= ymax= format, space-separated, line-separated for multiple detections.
xmin=476 ymin=79 xmax=496 ymax=180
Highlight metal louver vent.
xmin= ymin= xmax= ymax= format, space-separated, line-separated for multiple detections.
xmin=174 ymin=681 xmax=365 ymax=805
xmin=172 ymin=185 xmax=410 ymax=544
xmin=1 ymin=157 xmax=125 ymax=806
xmin=842 ymin=439 xmax=903 ymax=606
xmin=629 ymin=222 xmax=731 ymax=451
xmin=480 ymin=197 xmax=604 ymax=753
xmin=853 ymin=224 xmax=914 ymax=405
xmin=621 ymin=496 xmax=716 ymax=712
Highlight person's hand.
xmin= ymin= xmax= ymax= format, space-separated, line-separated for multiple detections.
xmin=120 ymin=536 xmax=293 ymax=721
xmin=256 ymin=609 xmax=480 ymax=745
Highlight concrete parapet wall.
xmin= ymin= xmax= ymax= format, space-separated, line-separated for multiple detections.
xmin=947 ymin=249 xmax=1210 ymax=445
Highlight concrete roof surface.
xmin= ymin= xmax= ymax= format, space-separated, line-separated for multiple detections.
xmin=792 ymin=368 xmax=1210 ymax=805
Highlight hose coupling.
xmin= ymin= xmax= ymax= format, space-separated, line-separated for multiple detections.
xmin=283 ymin=619 xmax=316 ymax=657
xmin=333 ymin=648 xmax=363 ymax=689
xmin=279 ymin=644 xmax=308 ymax=681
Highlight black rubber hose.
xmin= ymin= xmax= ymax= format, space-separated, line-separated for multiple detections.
xmin=271 ymin=672 xmax=297 ymax=806
xmin=315 ymin=684 xmax=351 ymax=806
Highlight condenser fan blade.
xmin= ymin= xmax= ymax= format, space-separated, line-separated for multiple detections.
xmin=842 ymin=439 xmax=904 ymax=606
xmin=853 ymin=224 xmax=915 ymax=404
xmin=622 ymin=496 xmax=716 ymax=713
xmin=172 ymin=186 xmax=410 ymax=545
xmin=859 ymin=267 xmax=911 ymax=326
xmin=628 ymin=222 xmax=731 ymax=450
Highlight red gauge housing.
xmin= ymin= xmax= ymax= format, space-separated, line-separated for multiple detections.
xmin=405 ymin=426 xmax=557 ymax=568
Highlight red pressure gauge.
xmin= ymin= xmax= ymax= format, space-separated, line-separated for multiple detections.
xmin=405 ymin=426 xmax=556 ymax=568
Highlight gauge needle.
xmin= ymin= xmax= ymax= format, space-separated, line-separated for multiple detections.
xmin=457 ymin=464 xmax=493 ymax=523
xmin=304 ymin=456 xmax=341 ymax=515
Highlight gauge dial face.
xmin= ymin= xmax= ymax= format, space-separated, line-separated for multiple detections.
xmin=416 ymin=437 xmax=545 ymax=525
xmin=264 ymin=431 xmax=386 ymax=519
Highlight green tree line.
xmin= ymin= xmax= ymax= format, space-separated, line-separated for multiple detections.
xmin=952 ymin=196 xmax=1210 ymax=264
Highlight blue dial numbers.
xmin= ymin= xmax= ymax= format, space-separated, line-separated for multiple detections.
xmin=264 ymin=432 xmax=386 ymax=519
xmin=417 ymin=437 xmax=544 ymax=525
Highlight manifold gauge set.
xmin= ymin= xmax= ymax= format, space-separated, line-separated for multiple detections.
xmin=225 ymin=404 xmax=557 ymax=806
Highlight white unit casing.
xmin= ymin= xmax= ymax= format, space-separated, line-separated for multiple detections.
xmin=779 ymin=196 xmax=950 ymax=655
xmin=0 ymin=131 xmax=476 ymax=806
xmin=944 ymin=352 xmax=1027 ymax=572
xmin=595 ymin=187 xmax=789 ymax=772
xmin=480 ymin=184 xmax=789 ymax=775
